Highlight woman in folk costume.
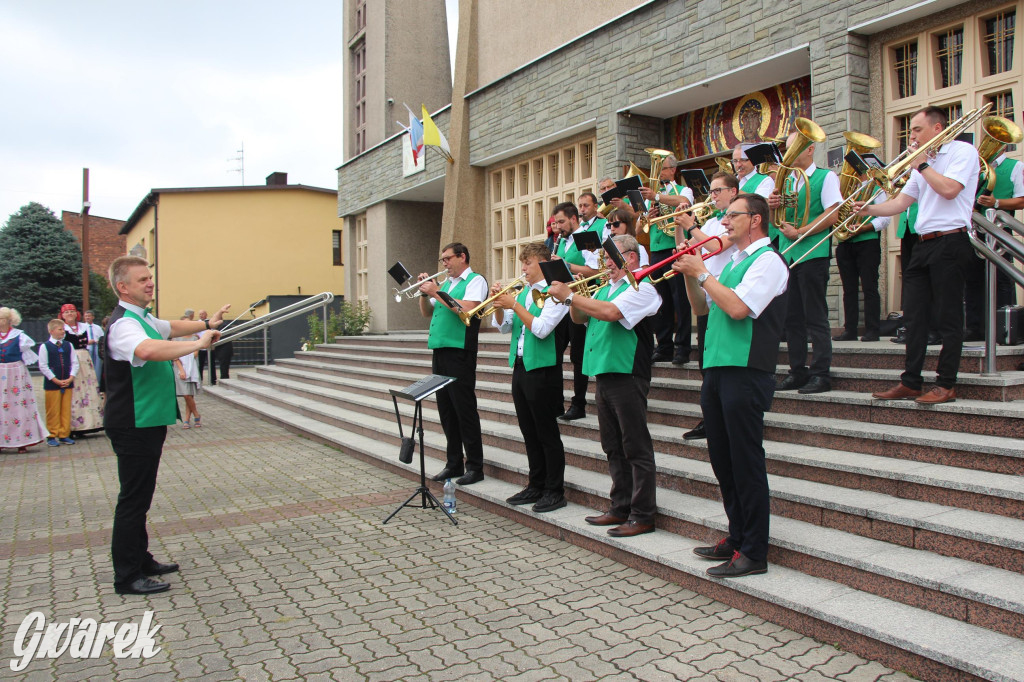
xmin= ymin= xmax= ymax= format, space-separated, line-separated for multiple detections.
xmin=60 ymin=303 xmax=104 ymax=436
xmin=173 ymin=318 xmax=202 ymax=428
xmin=0 ymin=307 xmax=47 ymax=453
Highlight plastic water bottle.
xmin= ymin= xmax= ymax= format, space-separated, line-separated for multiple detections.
xmin=443 ymin=478 xmax=457 ymax=514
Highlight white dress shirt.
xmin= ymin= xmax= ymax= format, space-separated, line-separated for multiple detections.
xmin=789 ymin=163 xmax=843 ymax=210
xmin=38 ymin=336 xmax=80 ymax=379
xmin=705 ymin=237 xmax=789 ymax=319
xmin=428 ymin=266 xmax=489 ymax=307
xmin=492 ymin=280 xmax=570 ymax=357
xmin=901 ymin=141 xmax=980 ymax=234
xmin=107 ymin=301 xmax=173 ymax=367
xmin=738 ymin=171 xmax=776 ymax=199
xmin=696 ymin=215 xmax=739 ymax=277
xmin=589 ymin=276 xmax=661 ymax=331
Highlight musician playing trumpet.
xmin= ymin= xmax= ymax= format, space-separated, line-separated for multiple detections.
xmin=490 ymin=242 xmax=570 ymax=513
xmin=547 ymin=235 xmax=661 ymax=538
xmin=854 ymin=106 xmax=980 ymax=405
xmin=768 ymin=131 xmax=842 ymax=395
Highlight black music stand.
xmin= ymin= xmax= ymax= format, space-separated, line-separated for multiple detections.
xmin=384 ymin=374 xmax=458 ymax=526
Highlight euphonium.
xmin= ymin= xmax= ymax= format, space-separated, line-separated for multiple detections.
xmin=771 ymin=117 xmax=826 ymax=228
xmin=977 ymin=116 xmax=1024 ymax=192
xmin=835 ymin=131 xmax=883 ymax=241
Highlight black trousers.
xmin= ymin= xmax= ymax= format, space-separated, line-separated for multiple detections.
xmin=836 ymin=238 xmax=881 ymax=335
xmin=701 ymin=367 xmax=774 ymax=562
xmin=432 ymin=347 xmax=484 ymax=473
xmin=511 ymin=359 xmax=565 ymax=494
xmin=650 ymin=248 xmax=692 ymax=355
xmin=965 ymin=236 xmax=1017 ymax=332
xmin=108 ymin=426 xmax=167 ymax=587
xmin=567 ymin=321 xmax=589 ymax=408
xmin=784 ymin=257 xmax=832 ymax=379
xmin=595 ymin=374 xmax=656 ymax=524
xmin=695 ymin=314 xmax=709 ymax=375
xmin=902 ymin=232 xmax=976 ymax=390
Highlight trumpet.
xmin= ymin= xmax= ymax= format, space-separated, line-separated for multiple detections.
xmin=531 ymin=270 xmax=609 ymax=305
xmin=637 ymin=196 xmax=716 ymax=235
xmin=457 ymin=275 xmax=528 ymax=325
xmin=630 ymin=235 xmax=725 ymax=285
xmin=393 ymin=270 xmax=446 ymax=302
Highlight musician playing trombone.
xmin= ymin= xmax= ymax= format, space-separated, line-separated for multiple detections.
xmin=418 ymin=243 xmax=489 ymax=485
xmin=490 ymin=242 xmax=570 ymax=513
xmin=854 ymin=106 xmax=980 ymax=405
xmin=546 ymin=235 xmax=662 ymax=538
xmin=768 ymin=131 xmax=842 ymax=395
xmin=672 ymin=193 xmax=788 ymax=578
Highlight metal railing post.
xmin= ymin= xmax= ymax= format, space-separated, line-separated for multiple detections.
xmin=323 ymin=303 xmax=328 ymax=344
xmin=263 ymin=327 xmax=269 ymax=366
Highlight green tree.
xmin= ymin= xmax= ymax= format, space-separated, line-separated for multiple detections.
xmin=88 ymin=271 xmax=118 ymax=319
xmin=0 ymin=202 xmax=83 ymax=318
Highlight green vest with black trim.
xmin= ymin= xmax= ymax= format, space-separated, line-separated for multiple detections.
xmin=703 ymin=245 xmax=788 ymax=373
xmin=557 ymin=225 xmax=600 ymax=267
xmin=507 ymin=286 xmax=557 ymax=371
xmin=650 ymin=182 xmax=684 ymax=252
xmin=778 ymin=168 xmax=830 ymax=264
xmin=582 ymin=277 xmax=655 ymax=380
xmin=103 ymin=306 xmax=178 ymax=429
xmin=897 ymin=203 xmax=918 ymax=238
xmin=990 ymin=158 xmax=1020 ymax=203
xmin=428 ymin=272 xmax=482 ymax=350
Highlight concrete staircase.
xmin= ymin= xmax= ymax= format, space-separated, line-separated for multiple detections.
xmin=207 ymin=332 xmax=1024 ymax=682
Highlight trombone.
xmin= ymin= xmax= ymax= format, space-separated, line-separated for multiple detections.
xmin=531 ymin=270 xmax=609 ymax=305
xmin=393 ymin=270 xmax=446 ymax=302
xmin=457 ymin=275 xmax=528 ymax=325
xmin=630 ymin=235 xmax=725 ymax=285
xmin=785 ymin=103 xmax=994 ymax=268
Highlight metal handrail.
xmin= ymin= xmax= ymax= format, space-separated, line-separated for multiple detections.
xmin=969 ymin=211 xmax=1024 ymax=374
xmin=206 ymin=292 xmax=334 ymax=385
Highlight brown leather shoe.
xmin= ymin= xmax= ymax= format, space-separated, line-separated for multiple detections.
xmin=584 ymin=513 xmax=627 ymax=526
xmin=915 ymin=386 xmax=956 ymax=405
xmin=607 ymin=520 xmax=655 ymax=537
xmin=871 ymin=383 xmax=922 ymax=400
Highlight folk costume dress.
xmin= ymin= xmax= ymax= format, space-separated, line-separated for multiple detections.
xmin=0 ymin=328 xmax=47 ymax=450
xmin=64 ymin=322 xmax=104 ymax=434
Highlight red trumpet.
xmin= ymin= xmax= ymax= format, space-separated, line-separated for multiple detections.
xmin=629 ymin=235 xmax=725 ymax=285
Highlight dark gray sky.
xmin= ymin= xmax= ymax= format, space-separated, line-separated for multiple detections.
xmin=0 ymin=1 xmax=346 ymax=224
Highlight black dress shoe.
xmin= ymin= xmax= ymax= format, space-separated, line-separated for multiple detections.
xmin=672 ymin=350 xmax=689 ymax=365
xmin=706 ymin=551 xmax=767 ymax=578
xmin=456 ymin=470 xmax=484 ymax=485
xmin=797 ymin=376 xmax=831 ymax=394
xmin=558 ymin=405 xmax=585 ymax=421
xmin=890 ymin=327 xmax=907 ymax=344
xmin=776 ymin=374 xmax=807 ymax=391
xmin=142 ymin=561 xmax=179 ymax=576
xmin=431 ymin=467 xmax=464 ymax=482
xmin=651 ymin=350 xmax=672 ymax=363
xmin=683 ymin=420 xmax=706 ymax=440
xmin=115 ymin=577 xmax=170 ymax=595
xmin=532 ymin=493 xmax=567 ymax=513
xmin=832 ymin=330 xmax=857 ymax=341
xmin=506 ymin=487 xmax=543 ymax=505
xmin=693 ymin=538 xmax=735 ymax=560
xmin=860 ymin=331 xmax=880 ymax=342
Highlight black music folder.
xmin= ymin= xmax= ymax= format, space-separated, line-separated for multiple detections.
xmin=599 ymin=175 xmax=642 ymax=205
xmin=745 ymin=142 xmax=783 ymax=168
xmin=539 ymin=259 xmax=573 ymax=284
xmin=388 ymin=261 xmax=412 ymax=284
xmin=572 ymin=229 xmax=602 ymax=252
xmin=603 ymin=237 xmax=626 ymax=269
xmin=679 ymin=169 xmax=710 ymax=196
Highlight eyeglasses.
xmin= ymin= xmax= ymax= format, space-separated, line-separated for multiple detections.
xmin=723 ymin=211 xmax=756 ymax=220
xmin=709 ymin=187 xmax=731 ymax=195
xmin=439 ymin=255 xmax=456 ymax=264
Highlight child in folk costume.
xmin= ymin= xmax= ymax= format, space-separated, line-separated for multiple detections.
xmin=38 ymin=319 xmax=78 ymax=446
xmin=0 ymin=307 xmax=47 ymax=452
xmin=173 ymin=320 xmax=202 ymax=428
xmin=60 ymin=303 xmax=104 ymax=435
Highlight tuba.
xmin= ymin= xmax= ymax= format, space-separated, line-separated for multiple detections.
xmin=771 ymin=117 xmax=826 ymax=228
xmin=835 ymin=131 xmax=883 ymax=241
xmin=977 ymin=116 xmax=1024 ymax=192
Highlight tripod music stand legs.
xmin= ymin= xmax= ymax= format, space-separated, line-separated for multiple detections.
xmin=383 ymin=400 xmax=458 ymax=526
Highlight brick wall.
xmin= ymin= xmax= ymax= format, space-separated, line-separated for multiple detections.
xmin=62 ymin=211 xmax=127 ymax=277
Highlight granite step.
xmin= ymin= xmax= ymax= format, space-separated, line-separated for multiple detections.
xmin=205 ymin=378 xmax=1024 ymax=681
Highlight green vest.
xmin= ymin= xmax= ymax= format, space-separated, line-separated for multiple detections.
xmin=428 ymin=272 xmax=481 ymax=350
xmin=557 ymin=227 xmax=597 ymax=267
xmin=507 ymin=286 xmax=558 ymax=371
xmin=991 ymin=158 xmax=1020 ymax=201
xmin=650 ymin=183 xmax=685 ymax=252
xmin=582 ymin=279 xmax=637 ymax=376
xmin=897 ymin=203 xmax=918 ymax=239
xmin=703 ymin=245 xmax=784 ymax=372
xmin=778 ymin=168 xmax=830 ymax=264
xmin=846 ymin=208 xmax=880 ymax=243
xmin=581 ymin=216 xmax=607 ymax=237
xmin=741 ymin=172 xmax=769 ymax=194
xmin=124 ymin=309 xmax=178 ymax=428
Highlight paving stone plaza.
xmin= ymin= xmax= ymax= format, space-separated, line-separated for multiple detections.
xmin=0 ymin=380 xmax=916 ymax=681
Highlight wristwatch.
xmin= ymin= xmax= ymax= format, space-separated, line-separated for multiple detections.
xmin=995 ymin=199 xmax=1001 ymax=209
xmin=204 ymin=319 xmax=211 ymax=329
xmin=563 ymin=293 xmax=575 ymax=307
xmin=654 ymin=193 xmax=661 ymax=203
xmin=697 ymin=272 xmax=712 ymax=288
xmin=918 ymin=162 xmax=930 ymax=173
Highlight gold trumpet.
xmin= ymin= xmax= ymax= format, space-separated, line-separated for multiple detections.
xmin=637 ymin=196 xmax=716 ymax=235
xmin=457 ymin=275 xmax=528 ymax=325
xmin=531 ymin=270 xmax=609 ymax=305
xmin=771 ymin=117 xmax=826 ymax=228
